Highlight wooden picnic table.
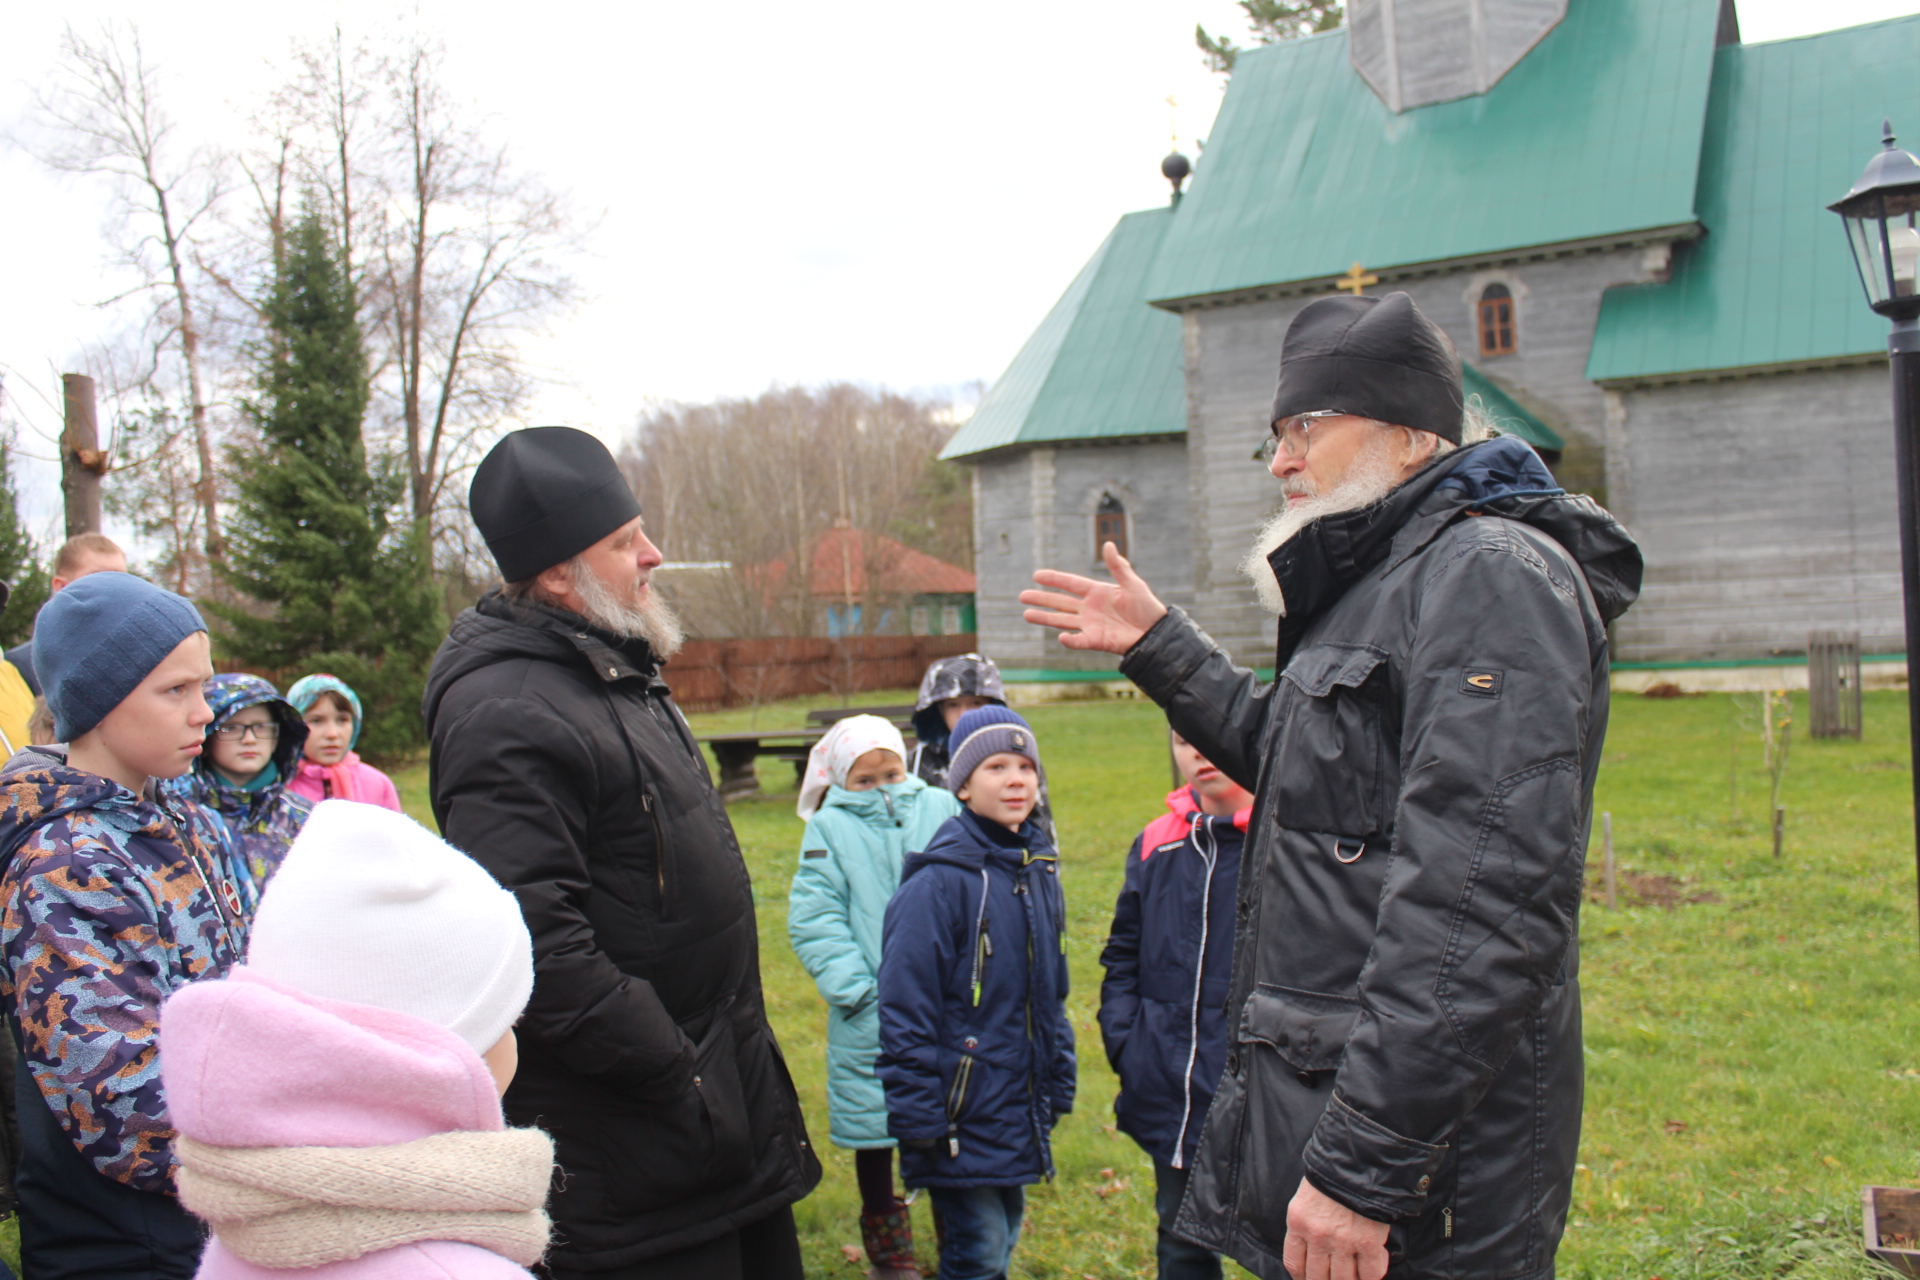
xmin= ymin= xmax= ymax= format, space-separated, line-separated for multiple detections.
xmin=697 ymin=706 xmax=921 ymax=801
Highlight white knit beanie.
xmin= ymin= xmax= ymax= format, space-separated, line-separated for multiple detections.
xmin=246 ymin=800 xmax=535 ymax=1055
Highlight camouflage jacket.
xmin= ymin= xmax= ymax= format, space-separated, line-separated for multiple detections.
xmin=0 ymin=753 xmax=249 ymax=1193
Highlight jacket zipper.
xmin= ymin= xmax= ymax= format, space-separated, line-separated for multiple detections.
xmin=946 ymin=1044 xmax=977 ymax=1156
xmin=641 ymin=790 xmax=667 ymax=908
xmin=1171 ymin=813 xmax=1216 ymax=1169
xmin=1443 ymin=1206 xmax=1454 ymax=1239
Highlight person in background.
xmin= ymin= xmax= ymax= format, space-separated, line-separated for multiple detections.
xmin=8 ymin=532 xmax=129 ymax=697
xmin=0 ymin=571 xmax=246 ymax=1279
xmin=165 ymin=674 xmax=314 ymax=912
xmin=879 ymin=707 xmax=1073 ymax=1280
xmin=788 ymin=715 xmax=960 ymax=1280
xmin=1099 ymin=731 xmax=1256 ymax=1280
xmin=162 ymin=799 xmax=553 ymax=1280
xmin=905 ymin=655 xmax=1005 ymax=789
xmin=285 ymin=674 xmax=403 ymax=812
xmin=0 ymin=582 xmax=31 ymax=756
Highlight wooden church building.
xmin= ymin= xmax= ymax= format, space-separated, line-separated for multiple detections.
xmin=941 ymin=0 xmax=1920 ymax=676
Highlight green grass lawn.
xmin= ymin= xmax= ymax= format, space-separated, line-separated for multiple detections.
xmin=385 ymin=686 xmax=1920 ymax=1279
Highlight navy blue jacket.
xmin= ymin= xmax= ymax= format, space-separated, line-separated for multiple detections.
xmin=1099 ymin=787 xmax=1246 ymax=1169
xmin=878 ymin=808 xmax=1075 ymax=1188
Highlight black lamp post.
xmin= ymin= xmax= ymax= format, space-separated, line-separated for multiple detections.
xmin=1831 ymin=121 xmax=1920 ymax=936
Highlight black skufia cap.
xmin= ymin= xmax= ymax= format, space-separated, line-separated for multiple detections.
xmin=1270 ymin=292 xmax=1464 ymax=443
xmin=470 ymin=427 xmax=642 ymax=582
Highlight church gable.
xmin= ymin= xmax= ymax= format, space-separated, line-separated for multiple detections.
xmin=1348 ymin=0 xmax=1567 ymax=113
xmin=1145 ymin=0 xmax=1726 ymax=308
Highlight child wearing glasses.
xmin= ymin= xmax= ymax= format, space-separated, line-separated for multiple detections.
xmin=167 ymin=673 xmax=315 ymax=908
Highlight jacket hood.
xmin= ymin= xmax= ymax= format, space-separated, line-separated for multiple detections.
xmin=162 ymin=968 xmax=503 ymax=1149
xmin=1266 ymin=436 xmax=1642 ymax=666
xmin=1163 ymin=786 xmax=1252 ymax=832
xmin=0 ymin=756 xmax=176 ymax=868
xmin=422 ymin=590 xmax=667 ymax=732
xmin=902 ymin=807 xmax=1045 ymax=881
xmin=911 ymin=654 xmax=1008 ymax=745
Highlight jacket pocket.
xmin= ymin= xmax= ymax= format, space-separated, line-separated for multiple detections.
xmin=1274 ymin=644 xmax=1390 ymax=838
xmin=945 ymin=1048 xmax=979 ymax=1156
xmin=1235 ymin=987 xmax=1360 ymax=1249
xmin=589 ymin=1003 xmax=754 ymax=1217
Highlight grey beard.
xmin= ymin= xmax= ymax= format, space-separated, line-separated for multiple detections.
xmin=568 ymin=558 xmax=687 ymax=659
xmin=1239 ymin=437 xmax=1407 ymax=617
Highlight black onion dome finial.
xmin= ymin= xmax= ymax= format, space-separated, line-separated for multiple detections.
xmin=1162 ymin=150 xmax=1191 ymax=203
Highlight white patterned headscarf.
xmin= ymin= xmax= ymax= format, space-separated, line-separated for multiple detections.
xmin=796 ymin=715 xmax=909 ymax=819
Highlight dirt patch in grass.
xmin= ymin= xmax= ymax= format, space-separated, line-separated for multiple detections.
xmin=1587 ymin=870 xmax=1720 ymax=909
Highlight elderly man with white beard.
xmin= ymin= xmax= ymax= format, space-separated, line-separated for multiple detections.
xmin=423 ymin=427 xmax=820 ymax=1280
xmin=1022 ymin=294 xmax=1642 ymax=1280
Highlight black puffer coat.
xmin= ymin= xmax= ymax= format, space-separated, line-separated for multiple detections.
xmin=423 ymin=592 xmax=820 ymax=1272
xmin=1122 ymin=439 xmax=1641 ymax=1280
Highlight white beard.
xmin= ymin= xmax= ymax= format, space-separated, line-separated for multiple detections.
xmin=1239 ymin=435 xmax=1408 ymax=616
xmin=569 ymin=558 xmax=687 ymax=659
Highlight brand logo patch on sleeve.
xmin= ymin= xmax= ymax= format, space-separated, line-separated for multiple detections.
xmin=1460 ymin=669 xmax=1504 ymax=697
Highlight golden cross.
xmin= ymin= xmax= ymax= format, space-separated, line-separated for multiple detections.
xmin=1337 ymin=262 xmax=1379 ymax=295
xmin=1165 ymin=94 xmax=1179 ymax=150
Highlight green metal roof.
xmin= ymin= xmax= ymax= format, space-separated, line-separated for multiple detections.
xmin=1463 ymin=363 xmax=1564 ymax=451
xmin=1586 ymin=17 xmax=1920 ymax=383
xmin=1144 ymin=0 xmax=1724 ymax=306
xmin=942 ymin=208 xmax=1185 ymax=460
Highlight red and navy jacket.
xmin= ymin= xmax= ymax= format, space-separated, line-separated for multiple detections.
xmin=1097 ymin=786 xmax=1248 ymax=1169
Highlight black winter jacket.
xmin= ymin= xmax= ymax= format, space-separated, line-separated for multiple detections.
xmin=1123 ymin=439 xmax=1641 ymax=1280
xmin=422 ymin=593 xmax=820 ymax=1271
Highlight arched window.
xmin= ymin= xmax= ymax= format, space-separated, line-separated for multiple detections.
xmin=1478 ymin=283 xmax=1516 ymax=356
xmin=1094 ymin=492 xmax=1128 ymax=560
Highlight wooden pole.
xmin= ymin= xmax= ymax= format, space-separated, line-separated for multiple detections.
xmin=60 ymin=374 xmax=104 ymax=538
xmin=1602 ymin=811 xmax=1617 ymax=909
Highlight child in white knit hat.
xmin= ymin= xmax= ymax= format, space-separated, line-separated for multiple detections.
xmin=788 ymin=714 xmax=959 ymax=1279
xmin=160 ymin=800 xmax=552 ymax=1279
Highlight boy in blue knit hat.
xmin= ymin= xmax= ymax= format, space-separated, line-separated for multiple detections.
xmin=0 ymin=572 xmax=255 ymax=1279
xmin=878 ymin=706 xmax=1075 ymax=1280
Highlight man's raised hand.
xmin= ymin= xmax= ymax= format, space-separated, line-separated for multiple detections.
xmin=1020 ymin=542 xmax=1169 ymax=656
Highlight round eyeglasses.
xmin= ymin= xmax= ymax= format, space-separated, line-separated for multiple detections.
xmin=1252 ymin=410 xmax=1352 ymax=465
xmin=212 ymin=721 xmax=280 ymax=742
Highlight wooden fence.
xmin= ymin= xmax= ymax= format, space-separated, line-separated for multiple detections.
xmin=665 ymin=634 xmax=977 ymax=711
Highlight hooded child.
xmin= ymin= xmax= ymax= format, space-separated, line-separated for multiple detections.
xmin=877 ymin=706 xmax=1074 ymax=1280
xmin=788 ymin=714 xmax=960 ymax=1280
xmin=284 ymin=676 xmax=404 ymax=813
xmin=909 ymin=656 xmax=1055 ymax=845
xmin=161 ymin=799 xmax=553 ymax=1280
xmin=1098 ymin=731 xmax=1255 ymax=1280
xmin=166 ymin=674 xmax=314 ymax=908
xmin=0 ymin=570 xmax=251 ymax=1279
xmin=905 ymin=655 xmax=1006 ymax=789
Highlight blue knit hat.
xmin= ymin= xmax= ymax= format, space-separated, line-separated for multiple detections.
xmin=35 ymin=572 xmax=207 ymax=741
xmin=947 ymin=705 xmax=1040 ymax=796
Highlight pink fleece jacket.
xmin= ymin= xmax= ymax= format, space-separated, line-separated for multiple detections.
xmin=161 ymin=969 xmax=537 ymax=1280
xmin=287 ymin=755 xmax=404 ymax=812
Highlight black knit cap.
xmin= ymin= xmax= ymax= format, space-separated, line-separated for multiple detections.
xmin=470 ymin=427 xmax=643 ymax=582
xmin=1270 ymin=292 xmax=1464 ymax=444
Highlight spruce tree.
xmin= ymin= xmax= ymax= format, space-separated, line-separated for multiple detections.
xmin=0 ymin=430 xmax=49 ymax=650
xmin=213 ymin=209 xmax=443 ymax=756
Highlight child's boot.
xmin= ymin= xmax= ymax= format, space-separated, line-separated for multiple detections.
xmin=861 ymin=1198 xmax=921 ymax=1279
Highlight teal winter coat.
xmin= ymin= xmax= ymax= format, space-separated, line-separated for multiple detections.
xmin=789 ymin=777 xmax=961 ymax=1148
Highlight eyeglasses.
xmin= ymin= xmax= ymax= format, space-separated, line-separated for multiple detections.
xmin=213 ymin=722 xmax=280 ymax=742
xmin=1253 ymin=410 xmax=1353 ymax=464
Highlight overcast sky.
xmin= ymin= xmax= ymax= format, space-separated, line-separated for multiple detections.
xmin=3 ymin=0 xmax=1919 ymax=542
